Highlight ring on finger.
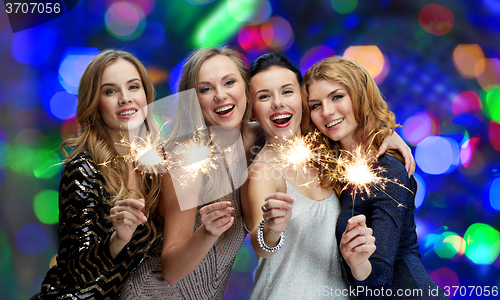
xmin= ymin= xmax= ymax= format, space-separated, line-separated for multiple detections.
xmin=364 ymin=237 xmax=369 ymax=245
xmin=262 ymin=205 xmax=268 ymax=212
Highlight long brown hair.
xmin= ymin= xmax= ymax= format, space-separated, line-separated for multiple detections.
xmin=301 ymin=56 xmax=402 ymax=195
xmin=61 ymin=49 xmax=162 ymax=247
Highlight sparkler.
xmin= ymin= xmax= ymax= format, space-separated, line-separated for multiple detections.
xmin=169 ymin=126 xmax=222 ymax=184
xmin=270 ymin=130 xmax=326 ymax=174
xmin=326 ymin=145 xmax=411 ymax=215
xmin=116 ymin=121 xmax=170 ymax=174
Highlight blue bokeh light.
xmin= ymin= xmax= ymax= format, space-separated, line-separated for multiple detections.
xmin=488 ymin=177 xmax=500 ymax=211
xmin=39 ymin=71 xmax=64 ymax=113
xmin=11 ymin=28 xmax=57 ymax=65
xmin=49 ymin=91 xmax=78 ymax=121
xmin=415 ymin=136 xmax=460 ymax=175
xmin=142 ymin=22 xmax=167 ymax=49
xmin=413 ymin=172 xmax=426 ymax=210
xmin=169 ymin=59 xmax=188 ymax=94
xmin=58 ymin=47 xmax=100 ymax=94
xmin=16 ymin=224 xmax=48 ymax=256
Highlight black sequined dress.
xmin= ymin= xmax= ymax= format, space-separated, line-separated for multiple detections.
xmin=34 ymin=151 xmax=151 ymax=300
xmin=336 ymin=154 xmax=449 ymax=300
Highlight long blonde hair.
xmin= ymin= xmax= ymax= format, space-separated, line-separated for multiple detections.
xmin=301 ymin=56 xmax=402 ymax=194
xmin=61 ymin=49 xmax=162 ymax=247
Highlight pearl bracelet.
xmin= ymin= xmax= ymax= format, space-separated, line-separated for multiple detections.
xmin=256 ymin=219 xmax=285 ymax=253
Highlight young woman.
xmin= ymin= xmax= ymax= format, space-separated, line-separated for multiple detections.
xmin=120 ymin=47 xmax=260 ymax=300
xmin=302 ymin=56 xmax=448 ymax=299
xmin=119 ymin=48 xmax=415 ymax=300
xmin=242 ymin=52 xmax=376 ymax=300
xmin=32 ymin=50 xmax=162 ymax=300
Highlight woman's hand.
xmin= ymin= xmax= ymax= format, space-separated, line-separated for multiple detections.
xmin=340 ymin=214 xmax=376 ymax=281
xmin=109 ymin=198 xmax=148 ymax=258
xmin=200 ymin=201 xmax=235 ymax=237
xmin=378 ymin=131 xmax=415 ymax=177
xmin=261 ymin=192 xmax=294 ymax=234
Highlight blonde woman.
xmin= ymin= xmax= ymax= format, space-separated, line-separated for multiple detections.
xmin=33 ymin=50 xmax=162 ymax=300
xmin=303 ymin=56 xmax=448 ymax=300
xmin=120 ymin=48 xmax=415 ymax=300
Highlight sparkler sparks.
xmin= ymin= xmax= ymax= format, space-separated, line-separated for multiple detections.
xmin=117 ymin=122 xmax=170 ymax=174
xmin=270 ymin=131 xmax=326 ymax=174
xmin=170 ymin=127 xmax=222 ymax=182
xmin=326 ymin=145 xmax=412 ymax=213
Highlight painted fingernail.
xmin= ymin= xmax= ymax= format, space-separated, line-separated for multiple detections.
xmin=290 ymin=197 xmax=296 ymax=202
xmin=288 ymin=204 xmax=293 ymax=209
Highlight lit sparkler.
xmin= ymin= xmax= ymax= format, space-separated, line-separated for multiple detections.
xmin=117 ymin=121 xmax=170 ymax=174
xmin=169 ymin=126 xmax=222 ymax=182
xmin=270 ymin=130 xmax=326 ymax=174
xmin=326 ymin=145 xmax=411 ymax=214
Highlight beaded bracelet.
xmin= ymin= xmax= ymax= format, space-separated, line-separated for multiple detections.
xmin=256 ymin=219 xmax=285 ymax=253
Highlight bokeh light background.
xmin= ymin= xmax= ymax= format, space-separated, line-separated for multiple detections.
xmin=1 ymin=0 xmax=499 ymax=299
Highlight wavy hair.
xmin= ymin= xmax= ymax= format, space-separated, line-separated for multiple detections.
xmin=300 ymin=56 xmax=402 ymax=194
xmin=61 ymin=49 xmax=162 ymax=247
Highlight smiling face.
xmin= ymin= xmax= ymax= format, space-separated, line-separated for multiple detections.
xmin=307 ymin=79 xmax=358 ymax=150
xmin=196 ymin=55 xmax=247 ymax=129
xmin=250 ymin=66 xmax=302 ymax=143
xmin=98 ymin=58 xmax=147 ymax=142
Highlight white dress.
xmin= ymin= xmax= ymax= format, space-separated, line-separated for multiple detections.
xmin=250 ymin=161 xmax=349 ymax=300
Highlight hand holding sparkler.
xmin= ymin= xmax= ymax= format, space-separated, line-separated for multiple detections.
xmin=339 ymin=214 xmax=376 ymax=281
xmin=199 ymin=201 xmax=235 ymax=237
xmin=261 ymin=192 xmax=295 ymax=235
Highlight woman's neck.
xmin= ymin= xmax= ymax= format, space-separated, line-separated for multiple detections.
xmin=107 ymin=128 xmax=139 ymax=156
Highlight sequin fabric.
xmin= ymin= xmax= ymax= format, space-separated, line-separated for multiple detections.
xmin=34 ymin=152 xmax=151 ymax=300
xmin=336 ymin=154 xmax=449 ymax=300
xmin=118 ymin=158 xmax=247 ymax=300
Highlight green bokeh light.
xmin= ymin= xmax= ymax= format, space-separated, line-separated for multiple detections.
xmin=232 ymin=243 xmax=257 ymax=272
xmin=434 ymin=231 xmax=464 ymax=258
xmin=193 ymin=1 xmax=241 ymax=47
xmin=227 ymin=0 xmax=258 ymax=22
xmin=33 ymin=149 xmax=62 ymax=179
xmin=8 ymin=144 xmax=35 ymax=175
xmin=0 ymin=141 xmax=8 ymax=168
xmin=331 ymin=0 xmax=358 ymax=14
xmin=485 ymin=88 xmax=500 ymax=122
xmin=33 ymin=190 xmax=59 ymax=224
xmin=464 ymin=223 xmax=500 ymax=264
